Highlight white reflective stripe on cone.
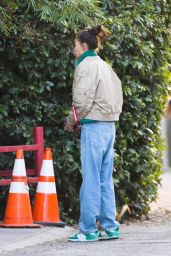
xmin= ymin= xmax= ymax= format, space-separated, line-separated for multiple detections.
xmin=10 ymin=182 xmax=29 ymax=193
xmin=36 ymin=182 xmax=56 ymax=194
xmin=40 ymin=160 xmax=54 ymax=176
xmin=13 ymin=159 xmax=27 ymax=176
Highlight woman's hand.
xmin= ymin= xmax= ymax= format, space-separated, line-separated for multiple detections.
xmin=64 ymin=118 xmax=74 ymax=132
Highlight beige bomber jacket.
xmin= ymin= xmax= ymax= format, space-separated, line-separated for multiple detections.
xmin=67 ymin=56 xmax=123 ymax=126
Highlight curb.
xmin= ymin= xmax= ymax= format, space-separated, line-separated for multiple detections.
xmin=0 ymin=226 xmax=75 ymax=253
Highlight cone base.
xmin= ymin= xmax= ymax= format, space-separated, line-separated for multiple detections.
xmin=34 ymin=221 xmax=65 ymax=227
xmin=0 ymin=222 xmax=42 ymax=228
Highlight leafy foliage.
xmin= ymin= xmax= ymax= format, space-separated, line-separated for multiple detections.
xmin=38 ymin=0 xmax=103 ymax=29
xmin=101 ymin=0 xmax=171 ymax=217
xmin=0 ymin=0 xmax=171 ymax=221
xmin=0 ymin=0 xmax=19 ymax=35
xmin=0 ymin=0 xmax=102 ymax=35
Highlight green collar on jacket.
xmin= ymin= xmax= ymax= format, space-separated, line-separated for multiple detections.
xmin=75 ymin=50 xmax=97 ymax=67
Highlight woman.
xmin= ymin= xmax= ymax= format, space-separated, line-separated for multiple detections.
xmin=65 ymin=25 xmax=123 ymax=242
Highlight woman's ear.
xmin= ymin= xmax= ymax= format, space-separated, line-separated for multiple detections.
xmin=83 ymin=42 xmax=89 ymax=51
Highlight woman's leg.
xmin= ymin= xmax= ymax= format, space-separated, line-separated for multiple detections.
xmin=79 ymin=123 xmax=103 ymax=234
xmin=99 ymin=122 xmax=119 ymax=231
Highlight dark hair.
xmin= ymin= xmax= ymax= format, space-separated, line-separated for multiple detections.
xmin=75 ymin=25 xmax=110 ymax=51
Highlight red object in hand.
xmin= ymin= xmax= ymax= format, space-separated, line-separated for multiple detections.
xmin=72 ymin=105 xmax=78 ymax=125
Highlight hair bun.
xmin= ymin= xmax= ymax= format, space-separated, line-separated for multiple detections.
xmin=88 ymin=25 xmax=110 ymax=42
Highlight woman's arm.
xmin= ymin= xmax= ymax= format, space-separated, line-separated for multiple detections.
xmin=66 ymin=62 xmax=99 ymax=126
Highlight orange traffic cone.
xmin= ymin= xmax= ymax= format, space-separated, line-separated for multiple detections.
xmin=33 ymin=148 xmax=65 ymax=227
xmin=0 ymin=149 xmax=41 ymax=228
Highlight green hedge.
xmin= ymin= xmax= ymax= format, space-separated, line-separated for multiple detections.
xmin=101 ymin=0 xmax=171 ymax=217
xmin=0 ymin=1 xmax=170 ymax=221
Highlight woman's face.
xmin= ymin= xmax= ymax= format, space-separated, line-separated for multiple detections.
xmin=74 ymin=39 xmax=88 ymax=58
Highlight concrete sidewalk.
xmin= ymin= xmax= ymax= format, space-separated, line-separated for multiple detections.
xmin=0 ymin=226 xmax=74 ymax=254
xmin=1 ymin=220 xmax=171 ymax=256
xmin=0 ymin=170 xmax=171 ymax=255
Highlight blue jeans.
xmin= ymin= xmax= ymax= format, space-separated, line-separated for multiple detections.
xmin=79 ymin=122 xmax=119 ymax=234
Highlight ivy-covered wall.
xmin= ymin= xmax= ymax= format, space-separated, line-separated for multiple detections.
xmin=0 ymin=0 xmax=170 ymax=221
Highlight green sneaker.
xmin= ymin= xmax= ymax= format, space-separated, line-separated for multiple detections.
xmin=68 ymin=231 xmax=99 ymax=242
xmin=98 ymin=228 xmax=119 ymax=240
